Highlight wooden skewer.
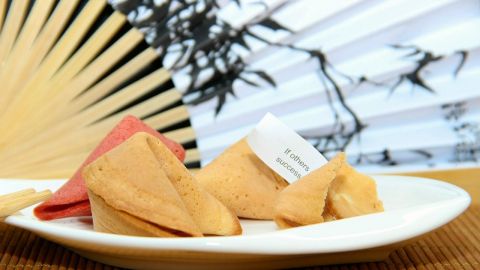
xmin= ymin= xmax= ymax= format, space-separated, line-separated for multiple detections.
xmin=0 ymin=189 xmax=52 ymax=218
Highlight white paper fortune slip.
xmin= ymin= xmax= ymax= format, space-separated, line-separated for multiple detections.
xmin=247 ymin=113 xmax=327 ymax=183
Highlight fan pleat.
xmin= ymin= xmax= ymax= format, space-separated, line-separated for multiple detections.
xmin=0 ymin=0 xmax=7 ymax=31
xmin=0 ymin=0 xmax=29 ymax=62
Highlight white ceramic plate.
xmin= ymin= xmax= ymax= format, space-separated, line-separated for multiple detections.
xmin=2 ymin=175 xmax=471 ymax=270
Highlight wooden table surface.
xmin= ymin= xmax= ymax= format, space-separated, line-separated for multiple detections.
xmin=1 ymin=169 xmax=479 ymax=270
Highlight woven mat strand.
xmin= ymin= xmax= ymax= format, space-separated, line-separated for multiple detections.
xmin=1 ymin=206 xmax=479 ymax=270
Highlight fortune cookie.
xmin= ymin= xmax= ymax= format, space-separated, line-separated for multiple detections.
xmin=274 ymin=153 xmax=384 ymax=229
xmin=83 ymin=132 xmax=241 ymax=237
xmin=274 ymin=153 xmax=343 ymax=228
xmin=35 ymin=115 xmax=185 ymax=220
xmin=323 ymin=154 xmax=384 ymax=221
xmin=195 ymin=139 xmax=288 ymax=219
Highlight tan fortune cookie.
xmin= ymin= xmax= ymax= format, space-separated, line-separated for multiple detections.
xmin=274 ymin=153 xmax=343 ymax=228
xmin=274 ymin=153 xmax=384 ymax=229
xmin=83 ymin=132 xmax=241 ymax=237
xmin=195 ymin=139 xmax=288 ymax=219
xmin=323 ymin=155 xmax=384 ymax=221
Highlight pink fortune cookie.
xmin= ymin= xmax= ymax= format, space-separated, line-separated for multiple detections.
xmin=34 ymin=115 xmax=185 ymax=220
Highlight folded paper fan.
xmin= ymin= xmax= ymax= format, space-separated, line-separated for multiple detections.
xmin=0 ymin=0 xmax=199 ymax=179
xmin=34 ymin=115 xmax=185 ymax=220
xmin=1 ymin=0 xmax=478 ymax=179
xmin=109 ymin=0 xmax=480 ymax=173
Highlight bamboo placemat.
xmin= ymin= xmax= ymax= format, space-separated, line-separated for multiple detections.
xmin=0 ymin=205 xmax=478 ymax=270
